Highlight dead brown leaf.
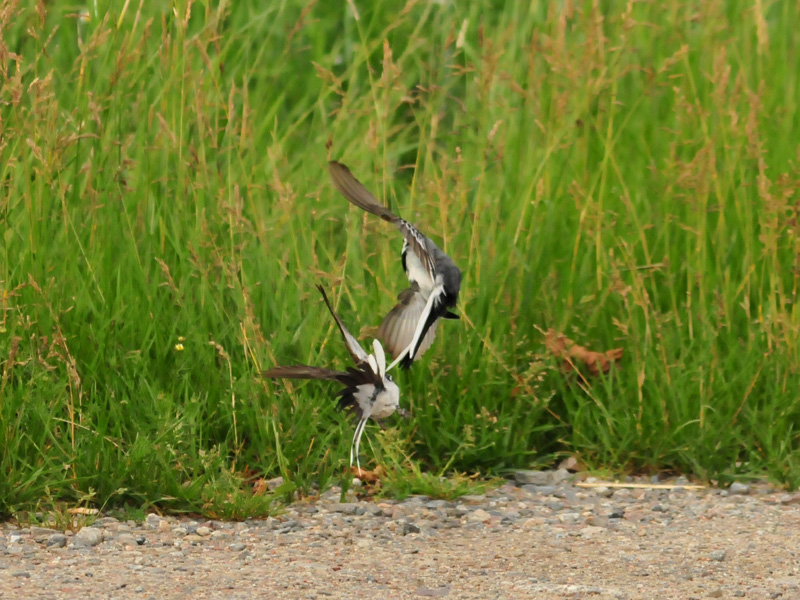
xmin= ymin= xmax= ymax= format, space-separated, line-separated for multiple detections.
xmin=545 ymin=329 xmax=623 ymax=376
xmin=350 ymin=465 xmax=386 ymax=483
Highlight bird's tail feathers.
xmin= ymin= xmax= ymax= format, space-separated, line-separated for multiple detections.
xmin=262 ymin=365 xmax=344 ymax=381
xmin=329 ymin=161 xmax=398 ymax=223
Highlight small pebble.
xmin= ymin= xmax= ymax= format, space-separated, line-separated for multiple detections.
xmin=401 ymin=522 xmax=421 ymax=535
xmin=729 ymin=482 xmax=750 ymax=495
xmin=73 ymin=527 xmax=103 ymax=548
xmin=46 ymin=534 xmax=67 ymax=548
xmin=708 ymin=550 xmax=727 ymax=561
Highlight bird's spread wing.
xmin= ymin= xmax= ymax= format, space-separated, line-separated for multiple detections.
xmin=329 ymin=161 xmax=398 ymax=223
xmin=378 ymin=286 xmax=439 ymax=361
xmin=262 ymin=365 xmax=346 ymax=380
xmin=316 ymin=284 xmax=369 ymax=366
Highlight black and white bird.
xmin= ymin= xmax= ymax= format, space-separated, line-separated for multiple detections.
xmin=328 ymin=161 xmax=462 ymax=371
xmin=263 ymin=285 xmax=401 ymax=472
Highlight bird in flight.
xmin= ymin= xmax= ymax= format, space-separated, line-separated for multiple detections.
xmin=328 ymin=161 xmax=462 ymax=371
xmin=263 ymin=285 xmax=401 ymax=472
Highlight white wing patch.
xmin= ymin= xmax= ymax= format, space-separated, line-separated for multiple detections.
xmin=367 ymin=354 xmax=378 ymax=376
xmin=373 ymin=339 xmax=386 ymax=379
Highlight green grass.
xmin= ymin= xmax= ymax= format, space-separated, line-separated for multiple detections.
xmin=2 ymin=0 xmax=800 ymax=518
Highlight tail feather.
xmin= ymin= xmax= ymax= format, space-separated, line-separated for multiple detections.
xmin=262 ymin=365 xmax=345 ymax=381
xmin=329 ymin=161 xmax=398 ymax=223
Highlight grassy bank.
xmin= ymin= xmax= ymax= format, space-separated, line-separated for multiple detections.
xmin=2 ymin=0 xmax=799 ymax=518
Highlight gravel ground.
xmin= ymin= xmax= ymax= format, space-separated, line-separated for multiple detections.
xmin=2 ymin=471 xmax=800 ymax=600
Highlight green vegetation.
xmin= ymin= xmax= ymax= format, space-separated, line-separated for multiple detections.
xmin=2 ymin=0 xmax=799 ymax=518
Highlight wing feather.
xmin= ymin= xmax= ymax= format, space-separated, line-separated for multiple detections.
xmin=377 ymin=288 xmax=438 ymax=360
xmin=316 ymin=285 xmax=368 ymax=365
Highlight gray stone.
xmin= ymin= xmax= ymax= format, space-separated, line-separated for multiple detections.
xmin=210 ymin=530 xmax=231 ymax=540
xmin=467 ymin=509 xmax=492 ymax=523
xmin=12 ymin=571 xmax=30 ymax=578
xmin=586 ymin=516 xmax=610 ymax=528
xmin=729 ymin=482 xmax=750 ymax=495
xmin=195 ymin=526 xmax=212 ymax=536
xmin=593 ymin=486 xmax=613 ymax=498
xmin=266 ymin=476 xmax=284 ymax=490
xmin=557 ymin=512 xmax=581 ymax=523
xmin=401 ymin=522 xmax=420 ymax=535
xmin=73 ymin=527 xmax=103 ymax=548
xmin=425 ymin=500 xmax=453 ymax=510
xmin=513 ymin=470 xmax=552 ymax=486
xmin=46 ymin=534 xmax=67 ymax=548
xmin=329 ymin=503 xmax=359 ymax=515
xmin=458 ymin=495 xmax=487 ymax=505
xmin=522 ymin=485 xmax=557 ymax=496
xmin=708 ymin=550 xmax=727 ymax=561
xmin=144 ymin=514 xmax=163 ymax=530
xmin=551 ymin=468 xmax=572 ymax=485
xmin=116 ymin=534 xmax=138 ymax=547
xmin=30 ymin=526 xmax=59 ymax=540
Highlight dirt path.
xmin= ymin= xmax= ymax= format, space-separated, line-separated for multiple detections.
xmin=2 ymin=477 xmax=799 ymax=599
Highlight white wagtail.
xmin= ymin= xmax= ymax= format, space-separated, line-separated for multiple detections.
xmin=328 ymin=161 xmax=462 ymax=371
xmin=263 ymin=285 xmax=402 ymax=472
